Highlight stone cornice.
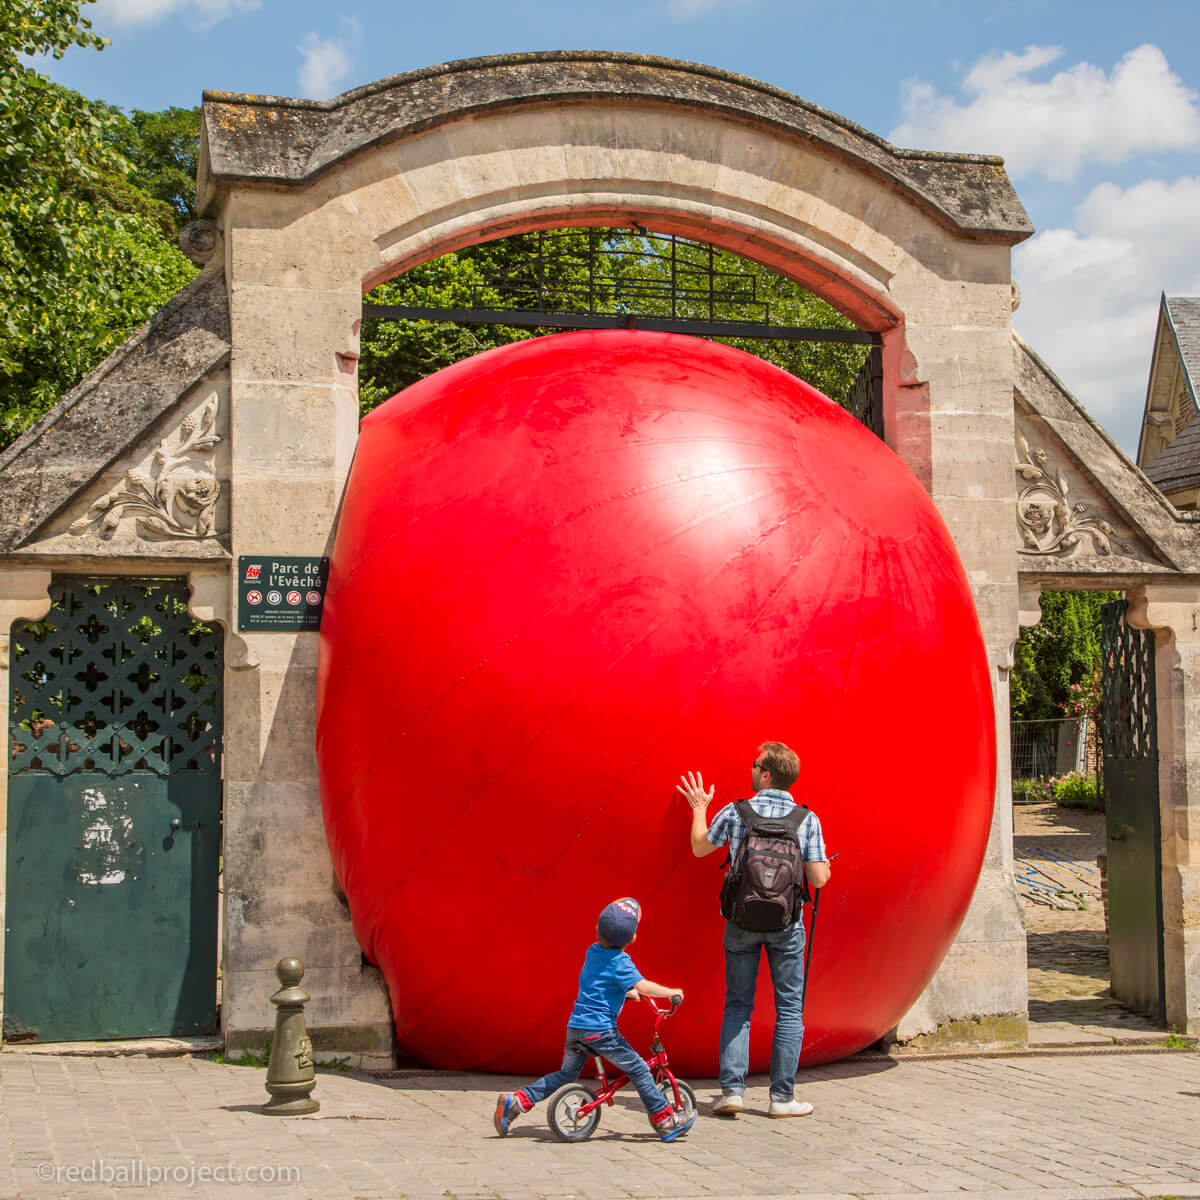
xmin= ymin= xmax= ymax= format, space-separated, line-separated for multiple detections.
xmin=199 ymin=52 xmax=1033 ymax=244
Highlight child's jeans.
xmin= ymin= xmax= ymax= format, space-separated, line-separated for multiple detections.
xmin=521 ymin=1026 xmax=670 ymax=1116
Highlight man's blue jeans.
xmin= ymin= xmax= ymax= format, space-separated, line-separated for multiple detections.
xmin=720 ymin=918 xmax=806 ymax=1101
xmin=522 ymin=1026 xmax=670 ymax=1116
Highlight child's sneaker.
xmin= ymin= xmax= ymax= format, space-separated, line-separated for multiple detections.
xmin=493 ymin=1091 xmax=529 ymax=1136
xmin=653 ymin=1107 xmax=697 ymax=1142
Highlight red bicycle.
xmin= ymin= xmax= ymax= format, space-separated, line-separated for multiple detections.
xmin=546 ymin=996 xmax=696 ymax=1142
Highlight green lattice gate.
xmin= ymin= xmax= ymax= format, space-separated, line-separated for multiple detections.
xmin=4 ymin=578 xmax=222 ymax=1042
xmin=1099 ymin=597 xmax=1164 ymax=1022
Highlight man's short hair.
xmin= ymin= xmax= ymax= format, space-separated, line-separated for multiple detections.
xmin=757 ymin=741 xmax=800 ymax=789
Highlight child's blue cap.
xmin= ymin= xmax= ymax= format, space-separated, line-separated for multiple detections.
xmin=597 ymin=897 xmax=641 ymax=948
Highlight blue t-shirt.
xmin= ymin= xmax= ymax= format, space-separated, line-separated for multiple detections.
xmin=566 ymin=944 xmax=643 ymax=1030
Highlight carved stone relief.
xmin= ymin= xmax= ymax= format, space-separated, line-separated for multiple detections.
xmin=69 ymin=393 xmax=223 ymax=541
xmin=178 ymin=220 xmax=223 ymax=267
xmin=1016 ymin=429 xmax=1133 ymax=558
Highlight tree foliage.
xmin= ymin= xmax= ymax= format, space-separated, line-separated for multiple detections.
xmin=359 ymin=229 xmax=870 ymax=415
xmin=108 ymin=106 xmax=201 ymax=230
xmin=0 ymin=1 xmax=196 ymax=449
xmin=0 ymin=15 xmax=869 ymax=452
xmin=1011 ymin=591 xmax=1119 ymax=721
xmin=1 ymin=0 xmax=106 ymax=61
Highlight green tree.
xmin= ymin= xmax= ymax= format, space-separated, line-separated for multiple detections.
xmin=1 ymin=0 xmax=106 ymax=59
xmin=601 ymin=231 xmax=869 ymax=399
xmin=108 ymin=106 xmax=201 ymax=230
xmin=358 ymin=249 xmax=536 ymax=415
xmin=359 ymin=229 xmax=869 ymax=415
xmin=0 ymin=1 xmax=196 ymax=449
xmin=1011 ymin=591 xmax=1119 ymax=721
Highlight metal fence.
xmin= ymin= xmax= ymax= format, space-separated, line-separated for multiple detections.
xmin=1011 ymin=716 xmax=1097 ymax=782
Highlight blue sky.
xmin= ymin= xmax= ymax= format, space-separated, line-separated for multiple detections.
xmin=44 ymin=0 xmax=1200 ymax=454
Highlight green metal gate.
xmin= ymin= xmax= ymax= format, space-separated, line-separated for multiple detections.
xmin=1099 ymin=597 xmax=1165 ymax=1022
xmin=3 ymin=578 xmax=222 ymax=1042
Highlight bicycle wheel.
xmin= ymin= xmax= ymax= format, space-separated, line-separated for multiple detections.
xmin=647 ymin=1076 xmax=696 ymax=1129
xmin=547 ymin=1082 xmax=602 ymax=1142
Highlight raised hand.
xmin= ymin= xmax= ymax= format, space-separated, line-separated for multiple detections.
xmin=676 ymin=771 xmax=714 ymax=810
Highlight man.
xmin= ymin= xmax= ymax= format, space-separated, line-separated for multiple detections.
xmin=678 ymin=741 xmax=830 ymax=1118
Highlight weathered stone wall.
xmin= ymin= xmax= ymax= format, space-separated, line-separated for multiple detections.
xmin=0 ymin=267 xmax=232 ymax=557
xmin=1015 ymin=338 xmax=1200 ymax=1034
xmin=1131 ymin=585 xmax=1200 ymax=1034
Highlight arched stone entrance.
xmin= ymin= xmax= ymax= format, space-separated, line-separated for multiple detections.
xmin=0 ymin=52 xmax=1083 ymax=1061
xmin=1015 ymin=342 xmax=1200 ymax=1038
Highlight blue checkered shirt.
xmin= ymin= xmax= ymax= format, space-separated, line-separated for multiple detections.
xmin=706 ymin=789 xmax=827 ymax=866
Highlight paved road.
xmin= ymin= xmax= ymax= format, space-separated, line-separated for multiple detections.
xmin=2 ymin=1048 xmax=1199 ymax=1199
xmin=1014 ymin=802 xmax=1165 ymax=1047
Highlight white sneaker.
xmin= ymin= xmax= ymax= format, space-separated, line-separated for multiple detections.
xmin=768 ymin=1097 xmax=814 ymax=1118
xmin=711 ymin=1092 xmax=744 ymax=1116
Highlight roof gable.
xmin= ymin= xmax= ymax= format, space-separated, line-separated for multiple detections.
xmin=0 ymin=268 xmax=231 ymax=554
xmin=1144 ymin=411 xmax=1200 ymax=493
xmin=1167 ymin=296 xmax=1200 ymax=405
xmin=1138 ymin=295 xmax=1200 ymax=486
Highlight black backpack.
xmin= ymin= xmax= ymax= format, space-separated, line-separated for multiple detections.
xmin=720 ymin=800 xmax=812 ymax=932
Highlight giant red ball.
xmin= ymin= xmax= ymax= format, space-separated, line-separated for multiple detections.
xmin=316 ymin=330 xmax=994 ymax=1075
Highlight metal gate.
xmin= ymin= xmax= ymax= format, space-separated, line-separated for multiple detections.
xmin=1099 ymin=597 xmax=1164 ymax=1021
xmin=3 ymin=578 xmax=222 ymax=1042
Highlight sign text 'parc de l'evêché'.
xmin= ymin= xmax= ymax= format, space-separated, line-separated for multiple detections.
xmin=237 ymin=556 xmax=329 ymax=631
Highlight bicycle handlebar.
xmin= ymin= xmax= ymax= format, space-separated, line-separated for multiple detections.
xmin=643 ymin=993 xmax=684 ymax=1014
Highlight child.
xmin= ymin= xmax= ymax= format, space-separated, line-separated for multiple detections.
xmin=493 ymin=897 xmax=696 ymax=1142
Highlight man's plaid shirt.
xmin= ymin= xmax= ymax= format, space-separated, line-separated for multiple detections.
xmin=706 ymin=788 xmax=827 ymax=865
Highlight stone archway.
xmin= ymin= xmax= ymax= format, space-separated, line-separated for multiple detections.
xmin=0 ymin=53 xmax=1042 ymax=1059
xmin=203 ymin=54 xmax=1031 ymax=503
xmin=1015 ymin=342 xmax=1200 ymax=1039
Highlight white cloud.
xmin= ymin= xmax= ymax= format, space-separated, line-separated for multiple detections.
xmin=890 ymin=44 xmax=1200 ymax=181
xmin=1014 ymin=176 xmax=1200 ymax=453
xmin=95 ymin=0 xmax=259 ymax=28
xmin=297 ymin=20 xmax=359 ymax=100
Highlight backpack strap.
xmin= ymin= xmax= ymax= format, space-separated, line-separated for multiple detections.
xmin=739 ymin=800 xmax=811 ymax=834
xmin=734 ymin=799 xmax=759 ymax=829
xmin=781 ymin=804 xmax=811 ymax=832
xmin=723 ymin=801 xmax=814 ymax=866
xmin=720 ymin=801 xmax=758 ymax=870
xmin=788 ymin=806 xmax=814 ymax=904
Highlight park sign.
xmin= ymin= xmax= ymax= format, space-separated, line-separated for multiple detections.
xmin=238 ymin=557 xmax=329 ymax=631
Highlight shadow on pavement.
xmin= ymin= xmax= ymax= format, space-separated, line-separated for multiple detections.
xmin=1012 ymin=803 xmax=1103 ymax=839
xmin=804 ymin=1055 xmax=899 ymax=1080
xmin=1014 ymin=833 xmax=1105 ymax=859
xmin=1027 ymin=929 xmax=1110 ymax=980
xmin=1028 ymin=996 xmax=1160 ymax=1028
xmin=250 ymin=1052 xmax=900 ymax=1102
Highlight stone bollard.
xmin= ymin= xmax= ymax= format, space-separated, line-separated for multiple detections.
xmin=261 ymin=957 xmax=320 ymax=1116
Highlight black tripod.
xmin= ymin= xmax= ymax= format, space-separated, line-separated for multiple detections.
xmin=800 ymin=887 xmax=821 ymax=1014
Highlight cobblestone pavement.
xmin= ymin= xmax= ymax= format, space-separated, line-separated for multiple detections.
xmin=3 ymin=1048 xmax=1200 ymax=1200
xmin=1014 ymin=803 xmax=1164 ymax=1045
